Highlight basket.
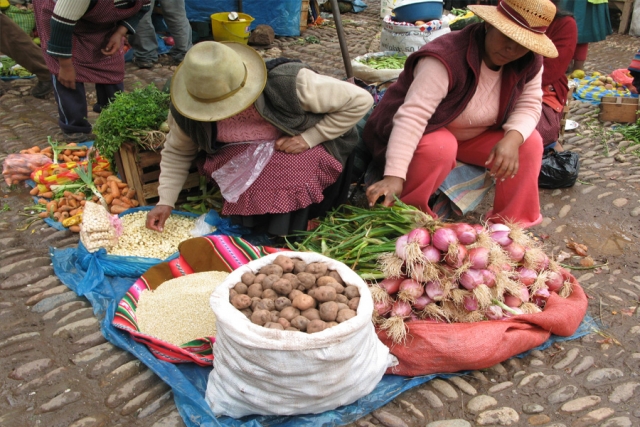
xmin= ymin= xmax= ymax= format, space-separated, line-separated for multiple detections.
xmin=210 ymin=12 xmax=254 ymax=44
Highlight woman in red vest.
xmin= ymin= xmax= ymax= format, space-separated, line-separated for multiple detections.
xmin=363 ymin=0 xmax=558 ymax=228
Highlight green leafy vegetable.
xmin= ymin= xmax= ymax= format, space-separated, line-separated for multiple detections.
xmin=93 ymin=83 xmax=170 ymax=167
xmin=357 ymin=54 xmax=407 ymax=70
xmin=0 ymin=56 xmax=34 ymax=77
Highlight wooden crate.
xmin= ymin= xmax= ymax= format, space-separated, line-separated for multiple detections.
xmin=114 ymin=142 xmax=201 ymax=206
xmin=598 ymin=96 xmax=639 ymax=124
xmin=300 ymin=0 xmax=310 ymax=33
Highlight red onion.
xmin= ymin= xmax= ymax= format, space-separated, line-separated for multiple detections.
xmin=518 ymin=285 xmax=530 ymax=302
xmin=408 ymin=227 xmax=431 ymax=248
xmin=489 ymin=223 xmax=512 ymax=246
xmin=422 ymin=245 xmax=442 ymax=264
xmin=502 ymin=306 xmax=524 ymax=318
xmin=533 ymin=252 xmax=550 ymax=272
xmin=408 ymin=312 xmax=421 ymax=322
xmin=453 ymin=223 xmax=478 ymax=245
xmin=485 ymin=305 xmax=503 ymax=320
xmin=516 ymin=266 xmax=537 ymax=286
xmin=425 ymin=281 xmax=444 ymax=300
xmin=463 ymin=294 xmax=479 ymax=311
xmin=532 ymin=287 xmax=551 ymax=307
xmin=398 ymin=279 xmax=424 ymax=302
xmin=459 ymin=268 xmax=484 ymax=290
xmin=504 ymin=242 xmax=525 ymax=262
xmin=472 ymin=223 xmax=485 ymax=234
xmin=379 ymin=277 xmax=403 ymax=295
xmin=395 ymin=234 xmax=409 ymax=260
xmin=444 ymin=243 xmax=467 ymax=268
xmin=432 ymin=227 xmax=458 ymax=252
xmin=481 ymin=269 xmax=496 ymax=288
xmin=504 ymin=294 xmax=522 ymax=308
xmin=390 ymin=300 xmax=412 ymax=318
xmin=545 ymin=270 xmax=564 ymax=292
xmin=413 ymin=294 xmax=433 ymax=311
xmin=489 ymin=223 xmax=511 ymax=233
xmin=468 ymin=247 xmax=490 ymax=269
xmin=374 ymin=299 xmax=393 ymax=317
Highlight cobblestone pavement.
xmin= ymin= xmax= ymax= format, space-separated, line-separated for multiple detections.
xmin=1 ymin=2 xmax=639 ymax=426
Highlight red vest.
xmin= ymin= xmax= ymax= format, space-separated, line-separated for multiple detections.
xmin=363 ymin=23 xmax=543 ymax=169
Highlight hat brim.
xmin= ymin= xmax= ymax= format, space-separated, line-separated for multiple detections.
xmin=171 ymin=42 xmax=267 ymax=122
xmin=467 ymin=5 xmax=558 ymax=58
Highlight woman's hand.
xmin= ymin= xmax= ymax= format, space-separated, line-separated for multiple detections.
xmin=57 ymin=57 xmax=76 ymax=89
xmin=146 ymin=204 xmax=173 ymax=232
xmin=274 ymin=135 xmax=310 ymax=154
xmin=101 ymin=25 xmax=128 ymax=56
xmin=485 ymin=131 xmax=523 ymax=181
xmin=366 ymin=176 xmax=404 ymax=207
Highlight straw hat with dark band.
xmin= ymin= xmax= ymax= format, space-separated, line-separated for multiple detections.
xmin=171 ymin=41 xmax=267 ymax=122
xmin=468 ymin=0 xmax=558 ymax=58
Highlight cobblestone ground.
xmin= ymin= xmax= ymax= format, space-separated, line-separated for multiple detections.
xmin=1 ymin=2 xmax=639 ymax=427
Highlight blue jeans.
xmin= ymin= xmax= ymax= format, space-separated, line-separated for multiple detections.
xmin=129 ymin=0 xmax=193 ymax=62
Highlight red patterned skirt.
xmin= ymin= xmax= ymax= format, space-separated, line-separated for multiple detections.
xmin=200 ymin=144 xmax=343 ymax=216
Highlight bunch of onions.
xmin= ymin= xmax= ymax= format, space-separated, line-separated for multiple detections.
xmin=489 ymin=223 xmax=513 ymax=246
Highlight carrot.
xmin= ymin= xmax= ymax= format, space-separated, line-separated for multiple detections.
xmin=53 ymin=212 xmax=61 ymax=221
xmin=68 ymin=198 xmax=78 ymax=208
xmin=69 ymin=225 xmax=81 ymax=233
xmin=125 ymin=188 xmax=136 ymax=199
xmin=69 ymin=208 xmax=81 ymax=216
xmin=92 ymin=195 xmax=99 ymax=202
xmin=94 ymin=177 xmax=104 ymax=186
xmin=131 ymin=199 xmax=139 ymax=207
xmin=41 ymin=146 xmax=53 ymax=153
xmin=59 ymin=211 xmax=70 ymax=221
xmin=29 ymin=187 xmax=40 ymax=196
xmin=103 ymin=194 xmax=114 ymax=205
xmin=63 ymin=191 xmax=75 ymax=199
xmin=38 ymin=211 xmax=49 ymax=218
xmin=94 ymin=170 xmax=113 ymax=178
xmin=63 ymin=149 xmax=72 ymax=156
xmin=110 ymin=205 xmax=128 ymax=214
xmin=110 ymin=180 xmax=121 ymax=198
xmin=79 ymin=200 xmax=86 ymax=206
xmin=58 ymin=198 xmax=68 ymax=207
xmin=72 ymin=192 xmax=85 ymax=201
xmin=39 ymin=191 xmax=54 ymax=199
xmin=58 ymin=205 xmax=73 ymax=213
xmin=72 ymin=156 xmax=80 ymax=162
xmin=46 ymin=200 xmax=58 ymax=214
xmin=75 ymin=150 xmax=87 ymax=157
xmin=111 ymin=198 xmax=128 ymax=207
xmin=31 ymin=146 xmax=41 ymax=153
xmin=106 ymin=175 xmax=122 ymax=183
xmin=99 ymin=183 xmax=108 ymax=194
xmin=120 ymin=196 xmax=134 ymax=207
xmin=116 ymin=182 xmax=128 ymax=189
xmin=38 ymin=198 xmax=48 ymax=205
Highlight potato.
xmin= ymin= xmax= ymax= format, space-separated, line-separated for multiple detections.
xmin=272 ymin=278 xmax=293 ymax=296
xmin=307 ymin=288 xmax=317 ymax=299
xmin=292 ymin=294 xmax=316 ymax=311
xmin=288 ymin=289 xmax=304 ymax=301
xmin=241 ymin=272 xmax=256 ymax=286
xmin=336 ymin=308 xmax=357 ymax=323
xmin=274 ymin=296 xmax=292 ymax=311
xmin=262 ymin=289 xmax=278 ymax=300
xmin=296 ymin=272 xmax=316 ymax=290
xmin=293 ymin=259 xmax=307 ymax=274
xmin=286 ymin=326 xmax=300 ymax=332
xmin=260 ymin=298 xmax=275 ymax=311
xmin=252 ymin=299 xmax=269 ymax=311
xmin=259 ymin=264 xmax=283 ymax=277
xmin=282 ymin=273 xmax=301 ymax=289
xmin=301 ymin=308 xmax=321 ymax=321
xmin=307 ymin=319 xmax=326 ymax=334
xmin=335 ymin=294 xmax=349 ymax=304
xmin=231 ymin=294 xmax=252 ymax=310
xmin=315 ymin=286 xmax=337 ymax=302
xmin=326 ymin=281 xmax=345 ymax=294
xmin=316 ymin=276 xmax=338 ymax=287
xmin=348 ymin=297 xmax=360 ymax=311
xmin=229 ymin=289 xmax=238 ymax=299
xmin=344 ymin=285 xmax=360 ymax=300
xmin=270 ymin=311 xmax=280 ymax=323
xmin=280 ymin=306 xmax=301 ymax=321
xmin=253 ymin=273 xmax=267 ymax=284
xmin=233 ymin=282 xmax=248 ymax=294
xmin=247 ymin=283 xmax=263 ymax=298
xmin=240 ymin=308 xmax=252 ymax=318
xmin=264 ymin=322 xmax=284 ymax=330
xmin=319 ymin=301 xmax=339 ymax=322
xmin=327 ymin=270 xmax=344 ymax=285
xmin=336 ymin=302 xmax=349 ymax=312
xmin=250 ymin=309 xmax=271 ymax=326
xmin=277 ymin=317 xmax=291 ymax=329
xmin=261 ymin=274 xmax=280 ymax=290
xmin=273 ymin=255 xmax=295 ymax=273
xmin=290 ymin=315 xmax=310 ymax=332
xmin=305 ymin=262 xmax=328 ymax=278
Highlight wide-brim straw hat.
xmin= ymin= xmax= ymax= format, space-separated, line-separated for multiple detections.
xmin=171 ymin=41 xmax=267 ymax=122
xmin=468 ymin=0 xmax=558 ymax=58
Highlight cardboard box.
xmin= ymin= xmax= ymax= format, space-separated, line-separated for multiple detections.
xmin=598 ymin=96 xmax=639 ymax=123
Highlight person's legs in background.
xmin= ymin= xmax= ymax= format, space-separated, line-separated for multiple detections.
xmin=0 ymin=13 xmax=53 ymax=98
xmin=160 ymin=0 xmax=192 ymax=63
xmin=93 ymin=82 xmax=125 ymax=113
xmin=129 ymin=0 xmax=158 ymax=69
xmin=52 ymin=76 xmax=93 ymax=141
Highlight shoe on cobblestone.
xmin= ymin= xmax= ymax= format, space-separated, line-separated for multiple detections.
xmin=132 ymin=57 xmax=154 ymax=69
xmin=61 ymin=132 xmax=96 ymax=143
xmin=31 ymin=79 xmax=54 ymax=99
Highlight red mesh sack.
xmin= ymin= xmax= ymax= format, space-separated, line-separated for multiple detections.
xmin=377 ymin=275 xmax=588 ymax=377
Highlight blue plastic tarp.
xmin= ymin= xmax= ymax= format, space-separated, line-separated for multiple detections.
xmin=184 ymin=0 xmax=302 ymax=36
xmin=50 ymin=242 xmax=596 ymax=427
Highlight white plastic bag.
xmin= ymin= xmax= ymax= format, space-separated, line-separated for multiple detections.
xmin=380 ymin=15 xmax=450 ymax=55
xmin=210 ymin=140 xmax=275 ymax=203
xmin=206 ymin=252 xmax=395 ymax=418
xmin=351 ymin=51 xmax=406 ymax=83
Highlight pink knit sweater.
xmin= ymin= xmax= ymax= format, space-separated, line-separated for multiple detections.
xmin=385 ymin=57 xmax=543 ymax=180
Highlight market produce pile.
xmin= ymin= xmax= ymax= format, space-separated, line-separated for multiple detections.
xmin=355 ymin=53 xmax=407 ymax=70
xmin=0 ymin=56 xmax=34 ymax=78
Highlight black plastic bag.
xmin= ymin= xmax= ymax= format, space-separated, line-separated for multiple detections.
xmin=538 ymin=150 xmax=580 ymax=189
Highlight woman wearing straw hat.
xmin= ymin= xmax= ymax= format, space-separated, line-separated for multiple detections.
xmin=363 ymin=0 xmax=558 ymax=228
xmin=146 ymin=41 xmax=373 ymax=237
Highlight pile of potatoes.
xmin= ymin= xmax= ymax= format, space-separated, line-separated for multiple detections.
xmin=229 ymin=255 xmax=360 ymax=333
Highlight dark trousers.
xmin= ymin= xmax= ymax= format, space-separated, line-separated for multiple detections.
xmin=52 ymin=76 xmax=123 ymax=134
